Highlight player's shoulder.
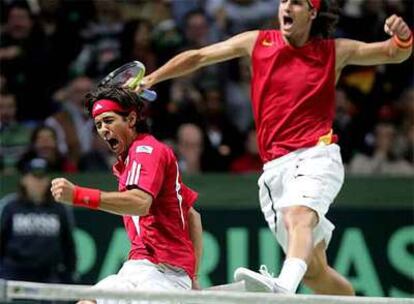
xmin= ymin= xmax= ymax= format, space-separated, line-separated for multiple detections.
xmin=254 ymin=29 xmax=284 ymax=49
xmin=130 ymin=133 xmax=172 ymax=158
xmin=257 ymin=29 xmax=280 ymax=40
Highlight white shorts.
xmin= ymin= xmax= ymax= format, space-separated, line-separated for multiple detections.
xmin=93 ymin=259 xmax=191 ymax=304
xmin=258 ymin=144 xmax=344 ymax=253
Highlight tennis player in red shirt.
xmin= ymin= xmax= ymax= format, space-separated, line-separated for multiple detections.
xmin=51 ymin=86 xmax=203 ymax=303
xmin=135 ymin=0 xmax=412 ymax=296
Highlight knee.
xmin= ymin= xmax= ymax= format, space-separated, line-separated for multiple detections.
xmin=282 ymin=206 xmax=318 ymax=232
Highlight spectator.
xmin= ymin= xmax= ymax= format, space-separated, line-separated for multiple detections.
xmin=0 ymin=158 xmax=76 ymax=283
xmin=0 ymin=2 xmax=53 ymax=121
xmin=225 ymin=57 xmax=253 ymax=133
xmin=119 ymin=18 xmax=157 ymax=73
xmin=230 ymin=126 xmax=262 ymax=173
xmin=179 ymin=9 xmax=224 ymax=97
xmin=153 ymin=19 xmax=184 ymax=64
xmin=70 ymin=0 xmax=124 ymax=79
xmin=45 ymin=76 xmax=95 ymax=164
xmin=395 ymin=88 xmax=414 ymax=164
xmin=170 ymin=0 xmax=201 ymax=29
xmin=176 ymin=123 xmax=204 ymax=175
xmin=182 ymin=9 xmax=220 ymax=49
xmin=0 ymin=92 xmax=32 ymax=174
xmin=78 ymin=129 xmax=114 ymax=172
xmin=17 ymin=125 xmax=77 ymax=173
xmin=333 ymin=86 xmax=364 ymax=164
xmin=348 ymin=122 xmax=414 ymax=175
xmin=120 ymin=0 xmax=172 ymax=27
xmin=38 ymin=0 xmax=95 ymax=87
xmin=201 ymin=87 xmax=243 ymax=171
xmin=206 ymin=0 xmax=279 ymax=35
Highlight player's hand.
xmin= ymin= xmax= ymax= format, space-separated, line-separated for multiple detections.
xmin=384 ymin=15 xmax=411 ymax=40
xmin=51 ymin=178 xmax=76 ymax=205
xmin=133 ymin=75 xmax=153 ymax=93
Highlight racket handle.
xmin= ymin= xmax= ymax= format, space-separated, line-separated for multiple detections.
xmin=140 ymin=89 xmax=157 ymax=102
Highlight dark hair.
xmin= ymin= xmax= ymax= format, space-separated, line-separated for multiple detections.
xmin=310 ymin=0 xmax=340 ymax=38
xmin=30 ymin=124 xmax=58 ymax=146
xmin=120 ymin=18 xmax=153 ymax=61
xmin=85 ymin=86 xmax=149 ymax=133
xmin=184 ymin=8 xmax=208 ymax=24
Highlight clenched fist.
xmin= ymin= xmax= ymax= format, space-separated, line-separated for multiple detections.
xmin=384 ymin=15 xmax=411 ymax=40
xmin=51 ymin=178 xmax=76 ymax=205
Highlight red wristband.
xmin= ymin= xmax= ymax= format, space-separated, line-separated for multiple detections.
xmin=392 ymin=34 xmax=413 ymax=49
xmin=73 ymin=186 xmax=101 ymax=209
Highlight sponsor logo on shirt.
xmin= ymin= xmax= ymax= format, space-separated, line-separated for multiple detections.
xmin=136 ymin=145 xmax=153 ymax=154
xmin=261 ymin=39 xmax=273 ymax=47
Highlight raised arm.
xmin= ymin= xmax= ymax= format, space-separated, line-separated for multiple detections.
xmin=336 ymin=15 xmax=412 ymax=71
xmin=51 ymin=178 xmax=152 ymax=216
xmin=140 ymin=31 xmax=259 ymax=89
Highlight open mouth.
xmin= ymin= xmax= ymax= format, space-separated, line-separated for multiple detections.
xmin=283 ymin=16 xmax=294 ymax=28
xmin=107 ymin=138 xmax=119 ymax=150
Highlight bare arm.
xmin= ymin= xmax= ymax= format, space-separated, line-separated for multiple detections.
xmin=141 ymin=31 xmax=259 ymax=89
xmin=51 ymin=178 xmax=153 ymax=216
xmin=336 ymin=15 xmax=412 ymax=72
xmin=188 ymin=207 xmax=203 ymax=289
xmin=99 ymin=189 xmax=152 ymax=216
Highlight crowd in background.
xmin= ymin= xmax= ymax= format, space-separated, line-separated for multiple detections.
xmin=0 ymin=0 xmax=413 ymax=176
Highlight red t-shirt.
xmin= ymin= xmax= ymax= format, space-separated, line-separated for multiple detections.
xmin=251 ymin=30 xmax=336 ymax=162
xmin=112 ymin=133 xmax=198 ymax=278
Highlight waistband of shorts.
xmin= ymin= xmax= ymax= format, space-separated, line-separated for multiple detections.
xmin=263 ymin=144 xmax=338 ymax=171
xmin=263 ymin=148 xmax=305 ymax=171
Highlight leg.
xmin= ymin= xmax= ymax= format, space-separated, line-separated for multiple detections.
xmin=234 ymin=205 xmax=317 ymax=293
xmin=268 ymin=205 xmax=317 ymax=293
xmin=283 ymin=205 xmax=318 ymax=262
xmin=303 ymin=241 xmax=354 ymax=295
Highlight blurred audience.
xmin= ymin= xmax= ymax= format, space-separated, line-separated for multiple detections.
xmin=0 ymin=92 xmax=32 ymax=175
xmin=201 ymin=87 xmax=243 ymax=171
xmin=71 ymin=0 xmax=123 ymax=79
xmin=78 ymin=129 xmax=114 ymax=172
xmin=0 ymin=158 xmax=76 ymax=283
xmin=45 ymin=76 xmax=95 ymax=164
xmin=394 ymin=88 xmax=414 ymax=164
xmin=230 ymin=126 xmax=262 ymax=173
xmin=0 ymin=2 xmax=53 ymax=121
xmin=0 ymin=0 xmax=412 ymax=176
xmin=176 ymin=123 xmax=204 ymax=175
xmin=206 ymin=0 xmax=279 ymax=35
xmin=119 ymin=18 xmax=157 ymax=73
xmin=225 ymin=57 xmax=253 ymax=133
xmin=348 ymin=122 xmax=414 ymax=175
xmin=17 ymin=125 xmax=77 ymax=173
xmin=181 ymin=8 xmax=220 ymax=49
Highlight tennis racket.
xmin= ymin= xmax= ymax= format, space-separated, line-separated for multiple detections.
xmin=99 ymin=61 xmax=157 ymax=102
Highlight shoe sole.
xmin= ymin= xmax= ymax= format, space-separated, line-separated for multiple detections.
xmin=234 ymin=268 xmax=274 ymax=293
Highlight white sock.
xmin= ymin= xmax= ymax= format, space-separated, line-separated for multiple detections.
xmin=275 ymin=258 xmax=308 ymax=293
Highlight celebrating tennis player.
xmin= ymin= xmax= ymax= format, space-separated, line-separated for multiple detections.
xmin=135 ymin=0 xmax=412 ymax=295
xmin=51 ymin=86 xmax=203 ymax=303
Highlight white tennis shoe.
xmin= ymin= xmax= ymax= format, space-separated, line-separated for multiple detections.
xmin=234 ymin=265 xmax=289 ymax=294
